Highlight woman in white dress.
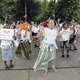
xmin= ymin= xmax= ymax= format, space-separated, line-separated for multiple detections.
xmin=33 ymin=19 xmax=62 ymax=76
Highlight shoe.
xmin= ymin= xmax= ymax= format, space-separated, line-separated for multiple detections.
xmin=73 ymin=47 xmax=77 ymax=50
xmin=67 ymin=54 xmax=69 ymax=58
xmin=10 ymin=65 xmax=14 ymax=68
xmin=5 ymin=66 xmax=10 ymax=70
xmin=35 ymin=45 xmax=39 ymax=47
xmin=69 ymin=47 xmax=72 ymax=51
xmin=62 ymin=55 xmax=65 ymax=58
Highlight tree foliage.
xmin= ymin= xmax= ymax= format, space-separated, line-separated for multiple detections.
xmin=0 ymin=0 xmax=80 ymax=23
xmin=55 ymin=0 xmax=80 ymax=22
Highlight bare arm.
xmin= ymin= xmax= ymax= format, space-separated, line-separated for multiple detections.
xmin=70 ymin=23 xmax=76 ymax=30
xmin=16 ymin=32 xmax=21 ymax=39
xmin=58 ymin=18 xmax=61 ymax=28
xmin=30 ymin=25 xmax=33 ymax=31
xmin=57 ymin=18 xmax=62 ymax=31
xmin=57 ymin=29 xmax=63 ymax=41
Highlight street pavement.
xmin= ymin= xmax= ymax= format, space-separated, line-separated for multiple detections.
xmin=0 ymin=37 xmax=80 ymax=80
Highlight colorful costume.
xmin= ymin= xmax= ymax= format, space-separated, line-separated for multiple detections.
xmin=15 ymin=23 xmax=31 ymax=59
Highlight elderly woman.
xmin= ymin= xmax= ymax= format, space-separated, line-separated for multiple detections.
xmin=33 ymin=19 xmax=62 ymax=76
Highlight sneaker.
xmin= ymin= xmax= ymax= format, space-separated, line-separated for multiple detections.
xmin=73 ymin=47 xmax=77 ymax=50
xmin=62 ymin=55 xmax=65 ymax=58
xmin=67 ymin=54 xmax=69 ymax=58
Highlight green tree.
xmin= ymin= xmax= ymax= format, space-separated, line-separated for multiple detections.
xmin=13 ymin=0 xmax=42 ymax=22
xmin=0 ymin=0 xmax=42 ymax=23
xmin=55 ymin=0 xmax=80 ymax=23
xmin=0 ymin=0 xmax=17 ymax=22
xmin=36 ymin=0 xmax=49 ymax=22
xmin=0 ymin=0 xmax=80 ymax=23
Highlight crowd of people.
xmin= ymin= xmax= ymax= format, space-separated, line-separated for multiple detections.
xmin=0 ymin=18 xmax=80 ymax=76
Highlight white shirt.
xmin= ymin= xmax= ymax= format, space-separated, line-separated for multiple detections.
xmin=32 ymin=26 xmax=40 ymax=33
xmin=21 ymin=30 xmax=31 ymax=43
xmin=21 ymin=30 xmax=26 ymax=40
xmin=42 ymin=28 xmax=58 ymax=49
xmin=60 ymin=28 xmax=71 ymax=41
xmin=60 ymin=24 xmax=62 ymax=27
xmin=28 ymin=25 xmax=31 ymax=30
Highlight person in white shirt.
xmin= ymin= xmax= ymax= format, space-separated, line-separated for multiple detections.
xmin=69 ymin=19 xmax=77 ymax=51
xmin=13 ymin=24 xmax=21 ymax=53
xmin=33 ymin=19 xmax=62 ymax=76
xmin=1 ymin=24 xmax=15 ymax=69
xmin=15 ymin=22 xmax=31 ymax=60
xmin=58 ymin=18 xmax=75 ymax=58
xmin=75 ymin=22 xmax=80 ymax=35
xmin=32 ymin=22 xmax=40 ymax=47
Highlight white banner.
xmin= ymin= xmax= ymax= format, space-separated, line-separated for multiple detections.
xmin=0 ymin=28 xmax=15 ymax=41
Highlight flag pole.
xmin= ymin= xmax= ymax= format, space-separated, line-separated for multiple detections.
xmin=25 ymin=0 xmax=27 ymax=22
xmin=53 ymin=0 xmax=55 ymax=20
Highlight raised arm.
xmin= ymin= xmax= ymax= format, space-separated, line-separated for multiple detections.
xmin=16 ymin=32 xmax=21 ymax=39
xmin=70 ymin=19 xmax=76 ymax=30
xmin=70 ymin=22 xmax=76 ymax=30
xmin=58 ymin=18 xmax=61 ymax=28
xmin=57 ymin=18 xmax=62 ymax=31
